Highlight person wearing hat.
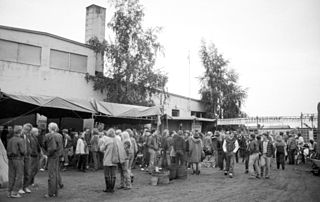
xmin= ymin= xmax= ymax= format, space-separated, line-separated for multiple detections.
xmin=188 ymin=132 xmax=203 ymax=175
xmin=222 ymin=131 xmax=239 ymax=178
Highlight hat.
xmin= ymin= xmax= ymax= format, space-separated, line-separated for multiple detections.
xmin=62 ymin=129 xmax=68 ymax=133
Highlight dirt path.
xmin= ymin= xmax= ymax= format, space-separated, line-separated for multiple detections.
xmin=1 ymin=162 xmax=319 ymax=202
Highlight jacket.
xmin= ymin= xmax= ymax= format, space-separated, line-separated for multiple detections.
xmin=189 ymin=137 xmax=203 ymax=163
xmin=99 ymin=136 xmax=116 ymax=166
xmin=262 ymin=141 xmax=275 ymax=157
xmin=173 ymin=135 xmax=186 ymax=152
xmin=7 ymin=135 xmax=25 ymax=159
xmin=223 ymin=138 xmax=239 ymax=154
xmin=90 ymin=134 xmax=100 ymax=152
xmin=29 ymin=134 xmax=41 ymax=157
xmin=44 ymin=132 xmax=63 ymax=158
xmin=248 ymin=139 xmax=259 ymax=155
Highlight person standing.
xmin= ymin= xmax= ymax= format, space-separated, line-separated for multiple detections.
xmin=261 ymin=134 xmax=275 ymax=179
xmin=61 ymin=129 xmax=72 ymax=171
xmin=173 ymin=130 xmax=186 ymax=166
xmin=122 ymin=131 xmax=133 ymax=189
xmin=147 ymin=130 xmax=159 ymax=172
xmin=248 ymin=134 xmax=261 ymax=179
xmin=29 ymin=127 xmax=41 ymax=187
xmin=222 ymin=131 xmax=239 ymax=178
xmin=287 ymin=133 xmax=297 ymax=165
xmin=275 ymin=135 xmax=286 ymax=170
xmin=189 ymin=132 xmax=203 ymax=175
xmin=76 ymin=132 xmax=87 ymax=172
xmin=90 ymin=129 xmax=100 ymax=171
xmin=43 ymin=122 xmax=63 ymax=198
xmin=7 ymin=126 xmax=25 ymax=198
xmin=21 ymin=123 xmax=33 ymax=194
xmin=99 ymin=129 xmax=117 ymax=193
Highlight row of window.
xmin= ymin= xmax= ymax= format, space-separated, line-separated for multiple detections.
xmin=171 ymin=110 xmax=203 ymax=118
xmin=0 ymin=39 xmax=88 ymax=73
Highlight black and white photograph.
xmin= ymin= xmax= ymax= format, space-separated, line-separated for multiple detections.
xmin=0 ymin=0 xmax=319 ymax=201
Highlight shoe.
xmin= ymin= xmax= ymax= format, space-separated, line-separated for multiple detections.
xmin=131 ymin=176 xmax=134 ymax=184
xmin=117 ymin=185 xmax=125 ymax=189
xmin=24 ymin=187 xmax=32 ymax=193
xmin=256 ymin=175 xmax=261 ymax=179
xmin=244 ymin=170 xmax=249 ymax=174
xmin=123 ymin=187 xmax=131 ymax=190
xmin=7 ymin=192 xmax=11 ymax=198
xmin=18 ymin=189 xmax=25 ymax=194
xmin=224 ymin=171 xmax=228 ymax=175
xmin=40 ymin=168 xmax=45 ymax=172
xmin=59 ymin=184 xmax=64 ymax=189
xmin=229 ymin=173 xmax=233 ymax=178
xmin=10 ymin=193 xmax=22 ymax=198
xmin=44 ymin=194 xmax=56 ymax=198
xmin=265 ymin=176 xmax=270 ymax=179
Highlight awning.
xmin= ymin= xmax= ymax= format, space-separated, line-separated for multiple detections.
xmin=0 ymin=91 xmax=161 ymax=120
xmin=91 ymin=99 xmax=160 ymax=118
xmin=166 ymin=115 xmax=216 ymax=122
xmin=0 ymin=92 xmax=96 ymax=119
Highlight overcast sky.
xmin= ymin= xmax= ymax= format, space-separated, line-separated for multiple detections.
xmin=0 ymin=0 xmax=319 ymax=116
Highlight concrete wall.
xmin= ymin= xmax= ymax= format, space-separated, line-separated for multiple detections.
xmin=0 ymin=27 xmax=104 ymax=100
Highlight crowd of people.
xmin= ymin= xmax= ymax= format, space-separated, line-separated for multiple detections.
xmin=4 ymin=121 xmax=318 ymax=199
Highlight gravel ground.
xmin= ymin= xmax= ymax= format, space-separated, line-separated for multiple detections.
xmin=0 ymin=161 xmax=319 ymax=202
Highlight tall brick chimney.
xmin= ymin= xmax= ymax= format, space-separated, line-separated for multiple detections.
xmin=85 ymin=4 xmax=106 ymax=43
xmin=85 ymin=4 xmax=106 ymax=73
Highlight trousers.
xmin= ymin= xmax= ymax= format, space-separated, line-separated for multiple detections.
xmin=249 ymin=153 xmax=260 ymax=176
xmin=47 ymin=157 xmax=59 ymax=196
xmin=8 ymin=159 xmax=24 ymax=193
xmin=225 ymin=153 xmax=235 ymax=174
xmin=23 ymin=156 xmax=31 ymax=188
xmin=29 ymin=156 xmax=39 ymax=185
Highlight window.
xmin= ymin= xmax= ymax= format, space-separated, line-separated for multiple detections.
xmin=0 ymin=39 xmax=41 ymax=65
xmin=191 ymin=111 xmax=203 ymax=118
xmin=50 ymin=49 xmax=87 ymax=73
xmin=172 ymin=109 xmax=180 ymax=117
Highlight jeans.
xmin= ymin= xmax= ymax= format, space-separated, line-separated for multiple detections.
xmin=288 ymin=149 xmax=296 ymax=165
xmin=29 ymin=156 xmax=39 ymax=185
xmin=92 ymin=151 xmax=99 ymax=170
xmin=47 ymin=157 xmax=59 ymax=196
xmin=8 ymin=159 xmax=24 ymax=193
xmin=249 ymin=153 xmax=260 ymax=177
xmin=148 ymin=148 xmax=156 ymax=170
xmin=175 ymin=150 xmax=185 ymax=166
xmin=225 ymin=153 xmax=235 ymax=174
xmin=23 ymin=156 xmax=31 ymax=189
xmin=261 ymin=155 xmax=271 ymax=177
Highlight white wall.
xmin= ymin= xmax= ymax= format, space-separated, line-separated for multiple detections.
xmin=0 ymin=27 xmax=104 ymax=100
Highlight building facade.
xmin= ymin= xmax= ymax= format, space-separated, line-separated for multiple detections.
xmin=0 ymin=4 xmax=210 ymax=131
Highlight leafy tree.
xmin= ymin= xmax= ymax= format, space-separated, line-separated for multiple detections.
xmin=199 ymin=40 xmax=247 ymax=119
xmin=85 ymin=0 xmax=168 ymax=106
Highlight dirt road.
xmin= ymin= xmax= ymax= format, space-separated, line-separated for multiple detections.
xmin=1 ymin=162 xmax=319 ymax=202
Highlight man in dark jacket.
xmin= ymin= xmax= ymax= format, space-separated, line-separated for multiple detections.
xmin=173 ymin=130 xmax=186 ymax=166
xmin=261 ymin=133 xmax=275 ymax=179
xmin=7 ymin=126 xmax=25 ymax=198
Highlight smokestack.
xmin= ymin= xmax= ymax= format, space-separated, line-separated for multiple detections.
xmin=85 ymin=4 xmax=106 ymax=43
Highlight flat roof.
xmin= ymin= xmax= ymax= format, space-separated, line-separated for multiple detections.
xmin=0 ymin=25 xmax=91 ymax=48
